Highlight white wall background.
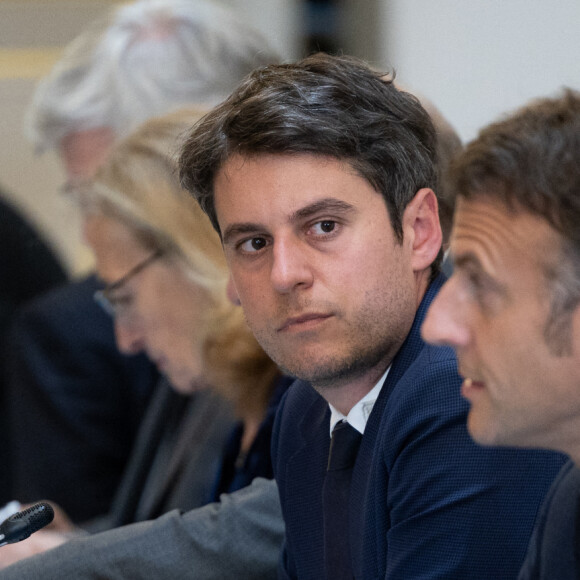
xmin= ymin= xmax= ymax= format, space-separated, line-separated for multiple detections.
xmin=380 ymin=0 xmax=580 ymax=142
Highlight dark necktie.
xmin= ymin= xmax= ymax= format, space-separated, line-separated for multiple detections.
xmin=322 ymin=420 xmax=363 ymax=580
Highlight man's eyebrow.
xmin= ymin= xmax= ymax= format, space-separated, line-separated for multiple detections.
xmin=453 ymin=250 xmax=507 ymax=294
xmin=221 ymin=198 xmax=356 ymax=246
xmin=452 ymin=252 xmax=482 ymax=271
xmin=290 ymin=198 xmax=356 ymax=222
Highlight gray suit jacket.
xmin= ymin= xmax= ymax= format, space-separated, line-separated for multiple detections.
xmin=0 ymin=477 xmax=283 ymax=579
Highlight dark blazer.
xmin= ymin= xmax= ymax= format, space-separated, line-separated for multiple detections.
xmin=209 ymin=375 xmax=294 ymax=501
xmin=273 ymin=274 xmax=567 ymax=579
xmin=0 ymin=194 xmax=68 ymax=503
xmin=518 ymin=460 xmax=580 ymax=580
xmin=0 ymin=194 xmax=67 ymax=311
xmin=8 ymin=275 xmax=159 ymax=522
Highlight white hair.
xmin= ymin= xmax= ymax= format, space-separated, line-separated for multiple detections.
xmin=25 ymin=0 xmax=280 ymax=151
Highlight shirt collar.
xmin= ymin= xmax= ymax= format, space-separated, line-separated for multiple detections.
xmin=328 ymin=367 xmax=390 ymax=436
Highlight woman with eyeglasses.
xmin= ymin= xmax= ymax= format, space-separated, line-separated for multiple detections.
xmin=0 ymin=107 xmax=289 ymax=567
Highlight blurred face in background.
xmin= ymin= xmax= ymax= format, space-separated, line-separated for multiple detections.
xmin=84 ymin=212 xmax=211 ymax=393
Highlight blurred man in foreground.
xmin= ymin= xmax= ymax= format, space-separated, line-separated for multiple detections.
xmin=422 ymin=89 xmax=580 ymax=580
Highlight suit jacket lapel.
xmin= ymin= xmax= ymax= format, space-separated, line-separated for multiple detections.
xmin=109 ymin=379 xmax=176 ymax=526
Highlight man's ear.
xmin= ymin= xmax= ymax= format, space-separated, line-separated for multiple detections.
xmin=402 ymin=188 xmax=442 ymax=272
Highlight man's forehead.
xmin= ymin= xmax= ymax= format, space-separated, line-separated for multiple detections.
xmin=451 ymin=195 xmax=560 ymax=272
xmin=214 ymin=152 xmax=380 ymax=217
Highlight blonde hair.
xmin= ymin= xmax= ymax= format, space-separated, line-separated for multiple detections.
xmin=78 ymin=107 xmax=278 ymax=418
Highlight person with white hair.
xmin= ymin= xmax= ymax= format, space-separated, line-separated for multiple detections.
xmin=26 ymin=0 xmax=278 ymax=176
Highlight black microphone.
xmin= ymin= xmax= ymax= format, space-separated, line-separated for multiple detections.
xmin=0 ymin=502 xmax=54 ymax=546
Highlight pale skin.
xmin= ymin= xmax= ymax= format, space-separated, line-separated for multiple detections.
xmin=422 ymin=196 xmax=580 ymax=463
xmin=215 ymin=153 xmax=442 ymax=415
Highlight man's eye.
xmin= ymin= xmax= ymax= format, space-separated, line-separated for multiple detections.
xmin=240 ymin=237 xmax=267 ymax=253
xmin=465 ymin=270 xmax=497 ymax=304
xmin=312 ymin=220 xmax=336 ymax=235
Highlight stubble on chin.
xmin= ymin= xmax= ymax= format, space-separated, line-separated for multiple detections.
xmin=245 ymin=287 xmax=410 ymax=387
xmin=256 ymin=330 xmax=398 ymax=390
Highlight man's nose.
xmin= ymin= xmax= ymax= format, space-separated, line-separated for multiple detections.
xmin=421 ymin=278 xmax=471 ymax=348
xmin=270 ymin=237 xmax=314 ymax=294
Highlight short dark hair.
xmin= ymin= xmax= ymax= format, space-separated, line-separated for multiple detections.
xmin=449 ymin=88 xmax=580 ymax=354
xmin=179 ymin=53 xmax=440 ymax=268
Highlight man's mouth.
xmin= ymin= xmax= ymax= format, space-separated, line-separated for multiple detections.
xmin=278 ymin=313 xmax=333 ymax=332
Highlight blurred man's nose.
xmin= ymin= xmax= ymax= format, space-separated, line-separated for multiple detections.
xmin=421 ymin=279 xmax=471 ymax=348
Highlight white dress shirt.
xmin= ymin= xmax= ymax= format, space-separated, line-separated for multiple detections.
xmin=328 ymin=367 xmax=390 ymax=436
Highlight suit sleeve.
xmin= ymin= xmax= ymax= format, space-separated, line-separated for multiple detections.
xmin=0 ymin=477 xmax=284 ymax=580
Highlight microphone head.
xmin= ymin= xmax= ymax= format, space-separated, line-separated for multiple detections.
xmin=0 ymin=502 xmax=54 ymax=544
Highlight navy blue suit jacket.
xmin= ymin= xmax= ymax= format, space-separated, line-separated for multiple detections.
xmin=272 ymin=274 xmax=566 ymax=579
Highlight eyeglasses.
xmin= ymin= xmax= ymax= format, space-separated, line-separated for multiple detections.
xmin=94 ymin=249 xmax=163 ymax=318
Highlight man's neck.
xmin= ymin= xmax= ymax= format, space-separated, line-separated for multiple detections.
xmin=315 ymin=364 xmax=390 ymax=416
